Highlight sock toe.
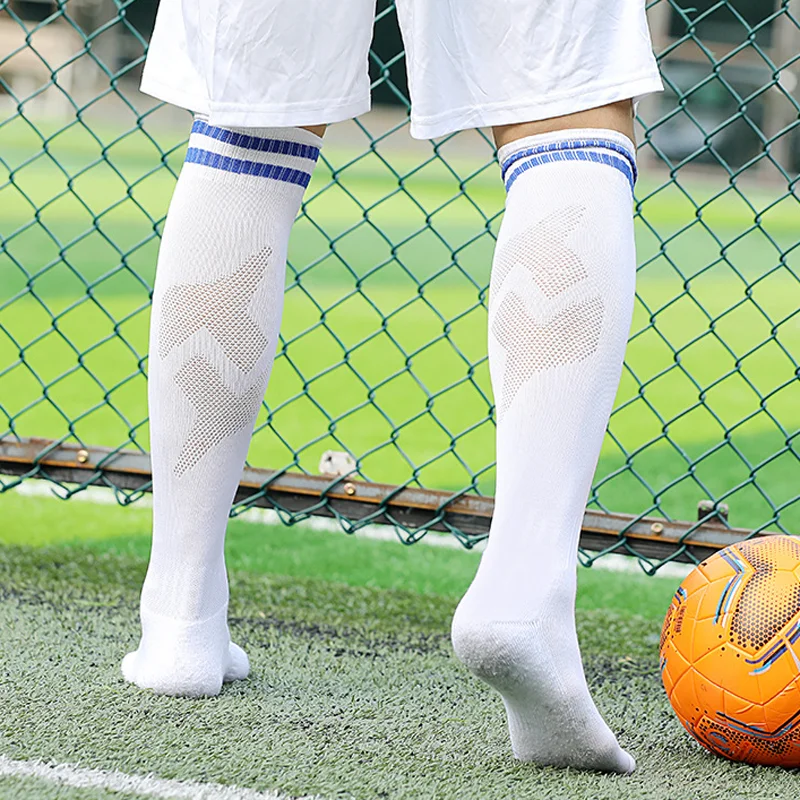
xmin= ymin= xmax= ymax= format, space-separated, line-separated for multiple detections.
xmin=120 ymin=650 xmax=139 ymax=683
xmin=225 ymin=642 xmax=250 ymax=682
xmin=618 ymin=749 xmax=636 ymax=775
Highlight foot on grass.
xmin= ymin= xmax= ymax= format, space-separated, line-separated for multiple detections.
xmin=122 ymin=604 xmax=249 ymax=697
xmin=451 ymin=601 xmax=635 ymax=774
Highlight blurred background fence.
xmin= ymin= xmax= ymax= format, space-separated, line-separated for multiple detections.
xmin=1 ymin=0 xmax=799 ymax=569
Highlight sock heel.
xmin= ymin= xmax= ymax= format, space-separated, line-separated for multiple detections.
xmin=123 ymin=605 xmax=248 ymax=697
xmin=451 ymin=616 xmax=542 ymax=694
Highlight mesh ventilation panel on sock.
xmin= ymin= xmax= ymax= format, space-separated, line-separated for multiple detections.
xmin=172 ymin=355 xmax=265 ymax=478
xmin=490 ymin=206 xmax=587 ymax=302
xmin=159 ymin=247 xmax=274 ymax=373
xmin=492 ymin=292 xmax=604 ymax=419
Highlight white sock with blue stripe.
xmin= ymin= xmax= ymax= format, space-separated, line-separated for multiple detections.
xmin=451 ymin=129 xmax=638 ymax=773
xmin=123 ymin=120 xmax=321 ymax=697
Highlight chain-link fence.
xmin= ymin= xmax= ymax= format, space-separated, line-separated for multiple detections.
xmin=1 ymin=0 xmax=799 ymax=569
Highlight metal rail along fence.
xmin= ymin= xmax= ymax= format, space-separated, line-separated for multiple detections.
xmin=0 ymin=0 xmax=799 ymax=570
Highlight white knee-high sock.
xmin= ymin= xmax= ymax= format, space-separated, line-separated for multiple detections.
xmin=123 ymin=120 xmax=321 ymax=697
xmin=451 ymin=129 xmax=638 ymax=773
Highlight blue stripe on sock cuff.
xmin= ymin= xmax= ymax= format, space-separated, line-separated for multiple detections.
xmin=501 ymin=138 xmax=637 ymax=188
xmin=184 ymin=147 xmax=313 ymax=187
xmin=501 ymin=138 xmax=637 ymax=182
xmin=503 ymin=150 xmax=635 ymax=194
xmin=190 ymin=120 xmax=320 ymax=163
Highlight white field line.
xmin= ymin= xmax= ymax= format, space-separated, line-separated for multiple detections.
xmin=0 ymin=755 xmax=322 ymax=800
xmin=10 ymin=480 xmax=692 ymax=579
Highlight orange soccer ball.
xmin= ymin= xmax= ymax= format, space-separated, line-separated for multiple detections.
xmin=659 ymin=535 xmax=800 ymax=766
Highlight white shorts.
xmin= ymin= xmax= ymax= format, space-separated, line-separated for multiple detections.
xmin=141 ymin=0 xmax=663 ymax=140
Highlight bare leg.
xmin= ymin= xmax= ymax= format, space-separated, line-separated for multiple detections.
xmin=492 ymin=100 xmax=634 ymax=149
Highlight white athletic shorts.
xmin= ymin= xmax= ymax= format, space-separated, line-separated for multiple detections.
xmin=141 ymin=0 xmax=663 ymax=140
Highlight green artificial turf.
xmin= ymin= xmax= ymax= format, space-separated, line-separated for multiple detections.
xmin=0 ymin=776 xmax=152 ymax=800
xmin=0 ymin=483 xmax=791 ymax=799
xmin=0 ymin=543 xmax=795 ymax=800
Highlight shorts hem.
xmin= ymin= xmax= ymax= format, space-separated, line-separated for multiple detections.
xmin=206 ymin=96 xmax=371 ymax=128
xmin=408 ymin=73 xmax=665 ymax=139
xmin=140 ymin=76 xmax=370 ymax=128
xmin=140 ymin=74 xmax=209 ymax=117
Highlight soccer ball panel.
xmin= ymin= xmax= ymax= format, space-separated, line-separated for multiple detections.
xmin=687 ymin=614 xmax=724 ymax=665
xmin=661 ymin=640 xmax=691 ymax=696
xmin=690 ymin=668 xmax=725 ymax=724
xmin=698 ymin=552 xmax=741 ymax=584
xmin=693 ymin=642 xmax=762 ymax=707
xmin=728 ymin=570 xmax=800 ymax=655
xmin=668 ymin=668 xmax=700 ymax=727
xmin=764 ymin=683 xmax=800 ymax=731
xmin=681 ymin=563 xmax=710 ymax=595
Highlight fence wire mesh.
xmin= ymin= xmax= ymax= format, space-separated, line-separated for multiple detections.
xmin=0 ymin=0 xmax=799 ymax=570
